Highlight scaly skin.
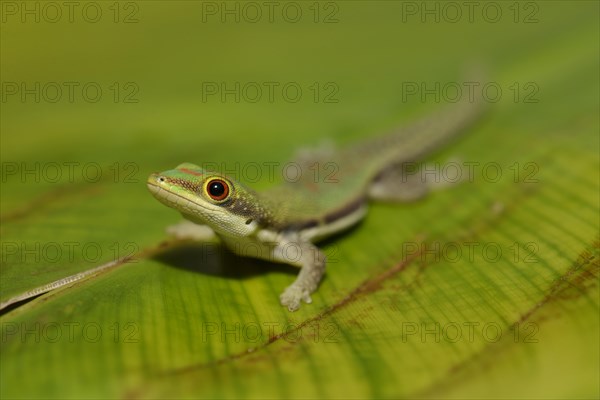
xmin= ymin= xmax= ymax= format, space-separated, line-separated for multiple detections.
xmin=147 ymin=96 xmax=485 ymax=311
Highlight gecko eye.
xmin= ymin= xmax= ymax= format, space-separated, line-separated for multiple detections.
xmin=206 ymin=179 xmax=230 ymax=201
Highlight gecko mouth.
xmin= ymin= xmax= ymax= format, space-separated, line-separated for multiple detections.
xmin=146 ymin=181 xmax=217 ymax=217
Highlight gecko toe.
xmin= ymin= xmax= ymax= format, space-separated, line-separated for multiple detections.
xmin=280 ymin=285 xmax=312 ymax=311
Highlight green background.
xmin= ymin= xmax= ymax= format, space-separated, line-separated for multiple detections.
xmin=1 ymin=1 xmax=598 ymax=398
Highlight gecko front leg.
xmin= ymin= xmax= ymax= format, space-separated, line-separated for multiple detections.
xmin=166 ymin=219 xmax=216 ymax=241
xmin=263 ymin=232 xmax=326 ymax=311
xmin=278 ymin=241 xmax=326 ymax=312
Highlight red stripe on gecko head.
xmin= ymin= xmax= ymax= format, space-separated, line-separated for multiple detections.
xmin=180 ymin=168 xmax=204 ymax=176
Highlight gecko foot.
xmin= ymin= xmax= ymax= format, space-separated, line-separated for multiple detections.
xmin=280 ymin=285 xmax=313 ymax=312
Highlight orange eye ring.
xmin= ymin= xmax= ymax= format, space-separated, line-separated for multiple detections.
xmin=206 ymin=178 xmax=230 ymax=201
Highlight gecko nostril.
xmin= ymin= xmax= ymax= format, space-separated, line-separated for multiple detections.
xmin=158 ymin=177 xmax=165 ymax=183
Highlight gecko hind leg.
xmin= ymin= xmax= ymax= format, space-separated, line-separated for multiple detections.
xmin=369 ymin=160 xmax=464 ymax=202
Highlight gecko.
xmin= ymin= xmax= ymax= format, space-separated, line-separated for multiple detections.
xmin=147 ymin=96 xmax=484 ymax=311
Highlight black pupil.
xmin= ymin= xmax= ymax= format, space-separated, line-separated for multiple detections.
xmin=209 ymin=181 xmax=225 ymax=197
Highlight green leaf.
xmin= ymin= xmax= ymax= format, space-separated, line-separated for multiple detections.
xmin=1 ymin=2 xmax=598 ymax=398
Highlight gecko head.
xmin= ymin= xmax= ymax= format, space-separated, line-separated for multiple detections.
xmin=147 ymin=163 xmax=267 ymax=237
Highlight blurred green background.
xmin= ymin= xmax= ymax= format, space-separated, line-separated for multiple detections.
xmin=1 ymin=1 xmax=598 ymax=398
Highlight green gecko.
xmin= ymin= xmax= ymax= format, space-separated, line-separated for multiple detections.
xmin=147 ymin=97 xmax=484 ymax=311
